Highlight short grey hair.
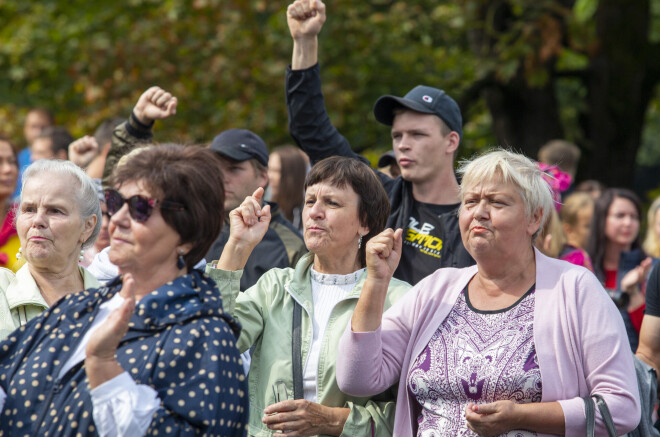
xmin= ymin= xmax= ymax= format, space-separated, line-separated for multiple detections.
xmin=20 ymin=159 xmax=102 ymax=249
xmin=457 ymin=149 xmax=554 ymax=240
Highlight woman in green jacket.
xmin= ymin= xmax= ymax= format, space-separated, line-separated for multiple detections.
xmin=209 ymin=156 xmax=410 ymax=436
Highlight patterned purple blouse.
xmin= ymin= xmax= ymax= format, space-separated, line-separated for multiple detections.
xmin=407 ymin=286 xmax=542 ymax=436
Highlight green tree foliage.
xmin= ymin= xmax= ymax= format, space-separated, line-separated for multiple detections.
xmin=0 ymin=1 xmax=474 ymax=152
xmin=1 ymin=0 xmax=660 ymax=188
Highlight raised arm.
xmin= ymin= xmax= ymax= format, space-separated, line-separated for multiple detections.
xmin=337 ymin=229 xmax=410 ymax=398
xmin=206 ymin=188 xmax=271 ymax=316
xmin=288 ymin=0 xmax=325 ymax=70
xmin=351 ymin=228 xmax=402 ymax=332
xmin=216 ymin=187 xmax=271 ymax=271
xmin=68 ymin=135 xmax=100 ymax=169
xmin=102 ymin=86 xmax=178 ymax=186
xmin=285 ymin=0 xmax=368 ymax=166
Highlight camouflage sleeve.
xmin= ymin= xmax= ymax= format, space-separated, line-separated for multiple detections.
xmin=102 ymin=113 xmax=154 ymax=188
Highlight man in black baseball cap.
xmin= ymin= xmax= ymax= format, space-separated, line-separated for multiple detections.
xmin=372 ymin=85 xmax=463 ymax=140
xmin=285 ymin=0 xmax=473 ymax=286
xmin=209 ymin=129 xmax=270 ymax=212
xmin=207 ymin=128 xmax=307 ymax=290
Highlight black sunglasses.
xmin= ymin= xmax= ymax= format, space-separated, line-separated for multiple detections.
xmin=104 ymin=189 xmax=185 ymax=223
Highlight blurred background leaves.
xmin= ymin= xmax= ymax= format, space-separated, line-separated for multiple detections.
xmin=2 ymin=0 xmax=660 ymax=192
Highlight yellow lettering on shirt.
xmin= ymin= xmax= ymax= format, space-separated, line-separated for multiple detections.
xmin=404 ymin=229 xmax=443 ymax=257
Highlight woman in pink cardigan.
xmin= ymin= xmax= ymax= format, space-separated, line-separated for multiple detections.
xmin=337 ymin=150 xmax=640 ymax=436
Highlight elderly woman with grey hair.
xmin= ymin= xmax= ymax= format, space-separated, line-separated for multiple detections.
xmin=337 ymin=149 xmax=640 ymax=436
xmin=0 ymin=159 xmax=101 ymax=339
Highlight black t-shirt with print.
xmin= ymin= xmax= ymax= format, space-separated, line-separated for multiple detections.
xmin=394 ymin=200 xmax=474 ymax=285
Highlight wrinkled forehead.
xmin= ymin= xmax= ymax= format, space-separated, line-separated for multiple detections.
xmin=461 ymin=170 xmax=509 ymax=195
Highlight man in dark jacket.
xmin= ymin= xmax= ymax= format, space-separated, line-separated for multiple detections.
xmin=204 ymin=129 xmax=307 ymax=290
xmin=286 ymin=0 xmax=474 ymax=285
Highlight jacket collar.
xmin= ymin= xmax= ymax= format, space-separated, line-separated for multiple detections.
xmin=5 ymin=264 xmax=100 ymax=311
xmin=285 ymin=252 xmax=368 ymax=308
xmin=5 ymin=264 xmax=46 ymax=310
xmin=104 ymin=269 xmax=241 ymax=338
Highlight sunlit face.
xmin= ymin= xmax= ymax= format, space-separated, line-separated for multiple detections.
xmin=217 ymin=157 xmax=268 ymax=212
xmin=108 ymin=180 xmax=183 ymax=275
xmin=605 ymin=197 xmax=639 ymax=250
xmin=303 ymin=182 xmax=368 ymax=260
xmin=24 ymin=112 xmax=51 ymax=145
xmin=564 ymin=207 xmax=593 ymax=249
xmin=0 ymin=141 xmax=18 ymax=200
xmin=268 ymin=153 xmax=282 ymax=201
xmin=391 ymin=110 xmax=454 ymax=185
xmin=459 ymin=180 xmax=541 ymax=261
xmin=17 ymin=173 xmax=96 ymax=271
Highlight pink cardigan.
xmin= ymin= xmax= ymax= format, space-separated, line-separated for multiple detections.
xmin=337 ymin=249 xmax=640 ymax=436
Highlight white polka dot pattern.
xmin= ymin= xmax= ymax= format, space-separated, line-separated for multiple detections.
xmin=0 ymin=270 xmax=248 ymax=436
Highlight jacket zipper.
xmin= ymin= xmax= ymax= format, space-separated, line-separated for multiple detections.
xmin=31 ymin=377 xmax=61 ymax=437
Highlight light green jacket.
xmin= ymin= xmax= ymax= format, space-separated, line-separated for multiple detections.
xmin=0 ymin=264 xmax=100 ymax=340
xmin=207 ymin=253 xmax=411 ymax=437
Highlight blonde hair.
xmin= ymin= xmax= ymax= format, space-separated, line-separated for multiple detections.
xmin=535 ymin=208 xmax=566 ymax=258
xmin=458 ymin=149 xmax=554 ymax=239
xmin=643 ymin=196 xmax=660 ymax=257
xmin=560 ymin=192 xmax=594 ymax=227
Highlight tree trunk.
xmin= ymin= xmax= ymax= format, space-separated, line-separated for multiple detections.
xmin=483 ymin=75 xmax=564 ymax=157
xmin=579 ymin=0 xmax=654 ymax=187
xmin=465 ymin=0 xmax=659 ymax=187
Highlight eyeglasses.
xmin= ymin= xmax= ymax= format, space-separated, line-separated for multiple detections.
xmin=104 ymin=188 xmax=185 ymax=223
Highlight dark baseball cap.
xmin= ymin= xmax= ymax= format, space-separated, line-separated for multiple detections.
xmin=377 ymin=150 xmax=397 ymax=168
xmin=373 ymin=85 xmax=463 ymax=140
xmin=209 ymin=129 xmax=269 ymax=166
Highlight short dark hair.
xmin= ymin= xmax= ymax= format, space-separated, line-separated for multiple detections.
xmin=304 ymin=156 xmax=390 ymax=267
xmin=37 ymin=126 xmax=73 ymax=157
xmin=586 ymin=188 xmax=642 ymax=281
xmin=94 ymin=118 xmax=124 ymax=147
xmin=109 ymin=144 xmax=225 ymax=271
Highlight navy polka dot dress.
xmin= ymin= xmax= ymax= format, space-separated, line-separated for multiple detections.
xmin=0 ymin=270 xmax=248 ymax=436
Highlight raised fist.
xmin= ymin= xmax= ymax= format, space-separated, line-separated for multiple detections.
xmin=68 ymin=135 xmax=99 ymax=168
xmin=287 ymin=0 xmax=326 ymax=40
xmin=133 ymin=86 xmax=178 ymax=125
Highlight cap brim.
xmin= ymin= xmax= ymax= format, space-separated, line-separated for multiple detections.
xmin=378 ymin=155 xmax=396 ymax=168
xmin=211 ymin=146 xmax=253 ymax=162
xmin=373 ymin=95 xmax=436 ymax=126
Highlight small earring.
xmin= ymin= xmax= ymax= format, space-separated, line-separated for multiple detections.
xmin=16 ymin=247 xmax=21 ymax=260
xmin=176 ymin=250 xmax=186 ymax=270
xmin=79 ymin=250 xmax=84 ymax=262
xmin=357 ymin=235 xmax=363 ymax=249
